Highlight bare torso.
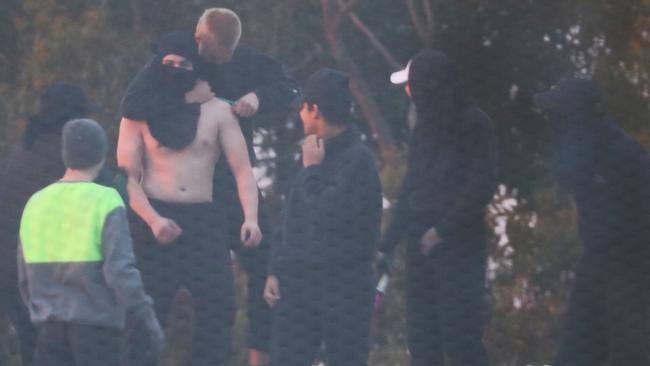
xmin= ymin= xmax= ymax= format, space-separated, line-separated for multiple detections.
xmin=140 ymin=98 xmax=231 ymax=203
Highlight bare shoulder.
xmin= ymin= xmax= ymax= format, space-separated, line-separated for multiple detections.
xmin=118 ymin=117 xmax=146 ymax=137
xmin=120 ymin=117 xmax=145 ymax=130
xmin=201 ymin=98 xmax=238 ymax=125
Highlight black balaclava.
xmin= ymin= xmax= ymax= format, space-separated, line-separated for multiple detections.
xmin=23 ymin=81 xmax=100 ymax=149
xmin=534 ymin=78 xmax=604 ymax=190
xmin=120 ymin=31 xmax=203 ymax=150
xmin=408 ymin=50 xmax=466 ymax=143
xmin=405 ymin=50 xmax=467 ymax=192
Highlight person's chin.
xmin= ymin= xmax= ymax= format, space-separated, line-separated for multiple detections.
xmin=217 ymin=56 xmax=232 ymax=64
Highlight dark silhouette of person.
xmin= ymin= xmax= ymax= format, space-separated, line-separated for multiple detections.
xmin=0 ymin=81 xmax=101 ymax=366
xmin=535 ymin=78 xmax=650 ymax=366
xmin=379 ymin=50 xmax=497 ymax=366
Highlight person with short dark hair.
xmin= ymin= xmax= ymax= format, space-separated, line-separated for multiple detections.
xmin=535 ymin=78 xmax=650 ymax=366
xmin=264 ymin=68 xmax=383 ymax=366
xmin=18 ymin=119 xmax=163 ymax=366
xmin=0 ymin=81 xmax=101 ymax=366
xmin=379 ymin=50 xmax=497 ymax=366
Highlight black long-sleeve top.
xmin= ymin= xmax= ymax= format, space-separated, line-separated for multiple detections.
xmin=270 ymin=128 xmax=383 ymax=274
xmin=566 ymin=119 xmax=650 ymax=248
xmin=380 ymin=106 xmax=498 ymax=254
xmin=201 ymin=45 xmax=299 ymax=161
xmin=204 ymin=45 xmax=299 ymax=260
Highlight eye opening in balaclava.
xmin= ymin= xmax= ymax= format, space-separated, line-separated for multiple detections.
xmin=120 ymin=31 xmax=205 ymax=150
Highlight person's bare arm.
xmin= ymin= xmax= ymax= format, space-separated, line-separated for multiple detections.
xmin=116 ymin=117 xmax=182 ymax=244
xmin=217 ymin=109 xmax=262 ymax=246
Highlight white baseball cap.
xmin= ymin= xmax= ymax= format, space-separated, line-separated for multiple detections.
xmin=390 ymin=60 xmax=411 ymax=85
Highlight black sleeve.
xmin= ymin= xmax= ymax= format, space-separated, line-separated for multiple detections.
xmin=246 ymin=50 xmax=299 ymax=116
xmin=436 ymin=115 xmax=498 ymax=239
xmin=602 ymin=126 xmax=650 ymax=229
xmin=268 ymin=161 xmax=302 ymax=276
xmin=378 ymin=173 xmax=412 ymax=255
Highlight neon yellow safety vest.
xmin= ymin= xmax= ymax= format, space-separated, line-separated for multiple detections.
xmin=20 ymin=181 xmax=124 ymax=263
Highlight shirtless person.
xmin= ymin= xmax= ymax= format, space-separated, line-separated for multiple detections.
xmin=117 ymin=32 xmax=261 ymax=366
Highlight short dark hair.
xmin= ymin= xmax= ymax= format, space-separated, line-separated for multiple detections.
xmin=302 ymin=68 xmax=352 ymax=126
xmin=62 ymin=119 xmax=107 ymax=169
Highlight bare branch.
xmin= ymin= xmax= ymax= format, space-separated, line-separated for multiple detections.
xmin=406 ymin=0 xmax=428 ymax=44
xmin=347 ymin=12 xmax=401 ymax=69
xmin=338 ymin=0 xmax=360 ymax=15
xmin=321 ymin=0 xmax=397 ymax=155
xmin=287 ymin=44 xmax=324 ymax=74
xmin=424 ymin=0 xmax=435 ymax=44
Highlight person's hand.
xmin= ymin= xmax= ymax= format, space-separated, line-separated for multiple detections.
xmin=302 ymin=135 xmax=325 ymax=167
xmin=376 ymin=251 xmax=394 ymax=275
xmin=241 ymin=220 xmax=262 ymax=247
xmin=264 ymin=275 xmax=281 ymax=307
xmin=232 ymin=92 xmax=260 ymax=118
xmin=420 ymin=227 xmax=442 ymax=256
xmin=149 ymin=216 xmax=182 ymax=245
xmin=185 ymin=80 xmax=215 ymax=104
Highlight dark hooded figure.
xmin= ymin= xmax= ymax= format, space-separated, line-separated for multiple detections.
xmin=379 ymin=50 xmax=497 ymax=366
xmin=535 ymin=78 xmax=650 ymax=366
xmin=0 ymin=81 xmax=101 ymax=366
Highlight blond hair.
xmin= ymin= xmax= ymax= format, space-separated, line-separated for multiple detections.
xmin=200 ymin=8 xmax=242 ymax=50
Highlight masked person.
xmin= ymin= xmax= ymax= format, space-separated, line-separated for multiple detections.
xmin=117 ymin=32 xmax=262 ymax=366
xmin=535 ymin=78 xmax=650 ymax=366
xmin=0 ymin=81 xmax=102 ymax=366
xmin=378 ymin=50 xmax=497 ymax=366
xmin=263 ymin=69 xmax=383 ymax=366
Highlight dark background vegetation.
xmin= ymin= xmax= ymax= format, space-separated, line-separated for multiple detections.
xmin=1 ymin=1 xmax=649 ymax=365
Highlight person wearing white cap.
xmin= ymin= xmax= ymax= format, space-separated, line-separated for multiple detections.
xmin=379 ymin=50 xmax=497 ymax=366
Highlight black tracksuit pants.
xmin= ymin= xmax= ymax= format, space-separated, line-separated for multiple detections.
xmin=219 ymin=188 xmax=273 ymax=353
xmin=554 ymin=243 xmax=649 ymax=366
xmin=35 ymin=322 xmax=119 ymax=366
xmin=0 ymin=282 xmax=36 ymax=366
xmin=269 ymin=264 xmax=374 ymax=366
xmin=406 ymin=233 xmax=490 ymax=366
xmin=122 ymin=200 xmax=235 ymax=366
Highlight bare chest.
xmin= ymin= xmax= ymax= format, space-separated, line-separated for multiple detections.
xmin=142 ymin=114 xmax=221 ymax=160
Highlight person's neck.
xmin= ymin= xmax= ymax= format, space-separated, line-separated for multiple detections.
xmin=61 ymin=168 xmax=98 ymax=182
xmin=318 ymin=123 xmax=347 ymax=141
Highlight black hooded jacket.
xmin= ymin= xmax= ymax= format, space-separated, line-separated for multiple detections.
xmin=270 ymin=128 xmax=383 ymax=274
xmin=380 ymin=50 xmax=498 ymax=254
xmin=537 ymin=79 xmax=650 ymax=247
